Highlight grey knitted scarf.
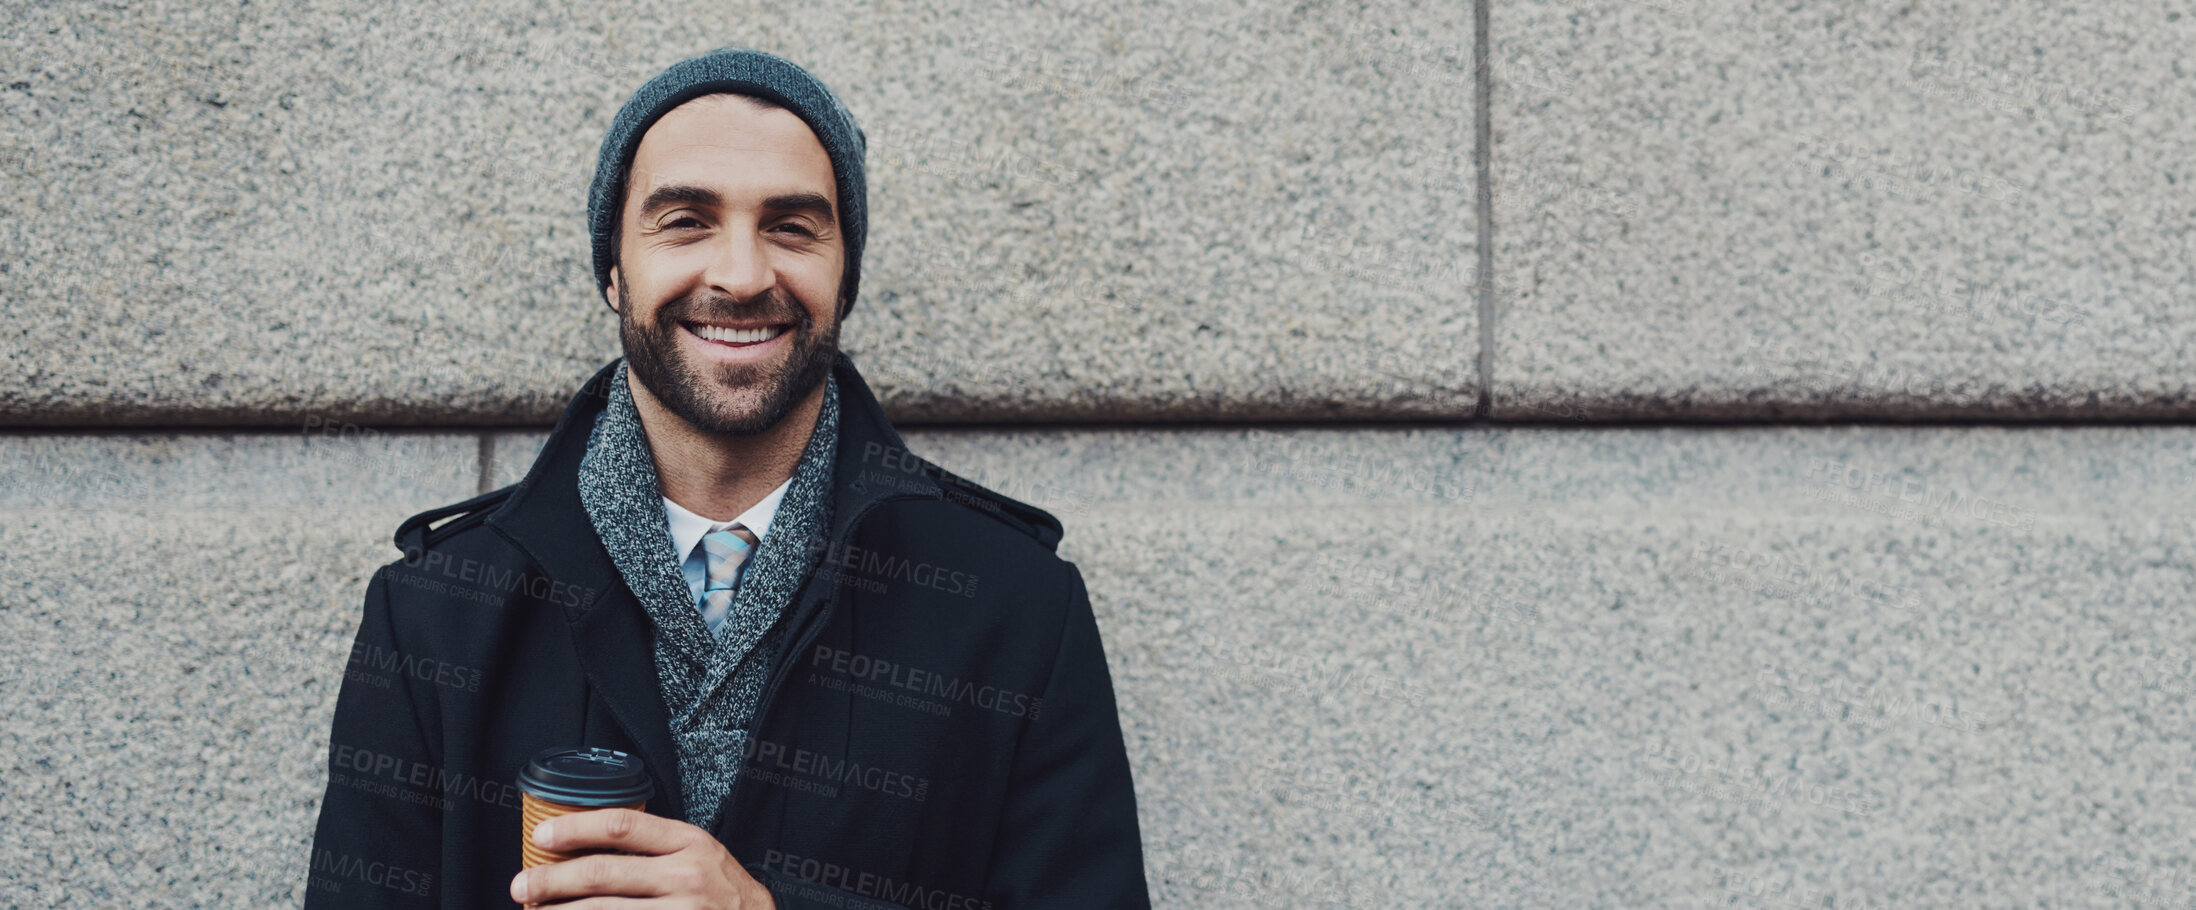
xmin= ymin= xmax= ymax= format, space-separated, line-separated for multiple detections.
xmin=576 ymin=360 xmax=839 ymax=832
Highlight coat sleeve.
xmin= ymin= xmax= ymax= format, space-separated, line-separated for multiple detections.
xmin=981 ymin=562 xmax=1152 ymax=907
xmin=744 ymin=865 xmax=910 ymax=909
xmin=303 ymin=565 xmax=445 ymax=910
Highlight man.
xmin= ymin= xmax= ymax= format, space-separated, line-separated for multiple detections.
xmin=306 ymin=47 xmax=1149 ymax=909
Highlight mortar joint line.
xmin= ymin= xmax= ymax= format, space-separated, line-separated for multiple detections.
xmin=1472 ymin=0 xmax=1496 ymax=420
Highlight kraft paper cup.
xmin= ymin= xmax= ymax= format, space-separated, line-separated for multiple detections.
xmin=517 ymin=747 xmax=653 ymax=871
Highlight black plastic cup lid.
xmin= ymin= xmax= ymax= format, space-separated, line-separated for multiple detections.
xmin=519 ymin=747 xmax=654 ymax=807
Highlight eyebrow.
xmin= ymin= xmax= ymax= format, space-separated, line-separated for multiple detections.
xmin=761 ymin=192 xmax=837 ymax=227
xmin=636 ymin=184 xmax=720 ymax=220
xmin=636 ymin=185 xmax=836 ymax=227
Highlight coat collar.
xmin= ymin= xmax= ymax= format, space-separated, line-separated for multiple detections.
xmin=482 ymin=352 xmax=932 ymax=823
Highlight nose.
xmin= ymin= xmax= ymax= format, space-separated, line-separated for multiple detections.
xmin=702 ymin=223 xmax=775 ymax=303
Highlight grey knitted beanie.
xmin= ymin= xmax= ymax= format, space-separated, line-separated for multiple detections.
xmin=588 ymin=46 xmax=868 ymax=316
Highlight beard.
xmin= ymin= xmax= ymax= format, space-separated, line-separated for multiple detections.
xmin=617 ymin=279 xmax=839 ymax=436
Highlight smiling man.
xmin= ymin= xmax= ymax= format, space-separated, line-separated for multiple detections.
xmin=305 ymin=47 xmax=1149 ymax=909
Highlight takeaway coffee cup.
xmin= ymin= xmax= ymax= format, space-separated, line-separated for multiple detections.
xmin=518 ymin=746 xmax=655 ymax=870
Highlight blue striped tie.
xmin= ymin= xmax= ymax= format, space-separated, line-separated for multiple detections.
xmin=697 ymin=524 xmax=759 ymax=637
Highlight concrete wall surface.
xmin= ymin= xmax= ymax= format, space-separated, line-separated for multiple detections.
xmin=1 ymin=0 xmax=1474 ymax=426
xmin=1493 ymin=0 xmax=2196 ymax=421
xmin=6 ymin=0 xmax=2193 ymax=907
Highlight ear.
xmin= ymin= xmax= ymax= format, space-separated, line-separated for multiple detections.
xmin=603 ymin=267 xmax=621 ymax=313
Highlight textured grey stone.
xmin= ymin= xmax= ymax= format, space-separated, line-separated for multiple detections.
xmin=0 ymin=433 xmax=479 ymax=908
xmin=1492 ymin=0 xmax=2196 ymax=420
xmin=1 ymin=0 xmax=1474 ymax=427
xmin=0 ymin=430 xmax=485 ymax=510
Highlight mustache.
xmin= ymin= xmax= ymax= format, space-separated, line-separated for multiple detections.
xmin=659 ymin=290 xmax=810 ymax=327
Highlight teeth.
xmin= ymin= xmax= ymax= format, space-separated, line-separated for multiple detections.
xmin=692 ymin=324 xmax=784 ymax=344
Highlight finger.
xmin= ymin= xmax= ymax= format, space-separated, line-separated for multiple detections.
xmin=526 ymin=898 xmax=661 ymax=910
xmin=513 ymin=853 xmax=674 ymax=905
xmin=534 ymin=807 xmax=698 ymax=856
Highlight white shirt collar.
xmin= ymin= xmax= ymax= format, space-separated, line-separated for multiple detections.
xmin=662 ymin=477 xmax=793 ymax=564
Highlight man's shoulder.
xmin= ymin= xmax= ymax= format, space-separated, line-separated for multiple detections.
xmin=389 ymin=483 xmax=522 ymax=560
xmin=864 ymin=450 xmax=1068 ymax=555
xmin=365 ymin=483 xmax=564 ymax=622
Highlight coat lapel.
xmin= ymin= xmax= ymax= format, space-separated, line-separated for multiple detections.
xmin=824 ymin=351 xmax=936 ymax=518
xmin=483 ymin=360 xmax=687 ymax=825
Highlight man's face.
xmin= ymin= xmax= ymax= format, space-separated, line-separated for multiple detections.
xmin=608 ymin=93 xmax=845 ymax=436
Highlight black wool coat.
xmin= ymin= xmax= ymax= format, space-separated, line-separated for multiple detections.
xmin=304 ymin=355 xmax=1150 ymax=909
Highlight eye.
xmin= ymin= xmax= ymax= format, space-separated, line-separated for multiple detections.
xmin=772 ymin=222 xmax=816 ymax=238
xmin=664 ymin=216 xmax=705 ymax=229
